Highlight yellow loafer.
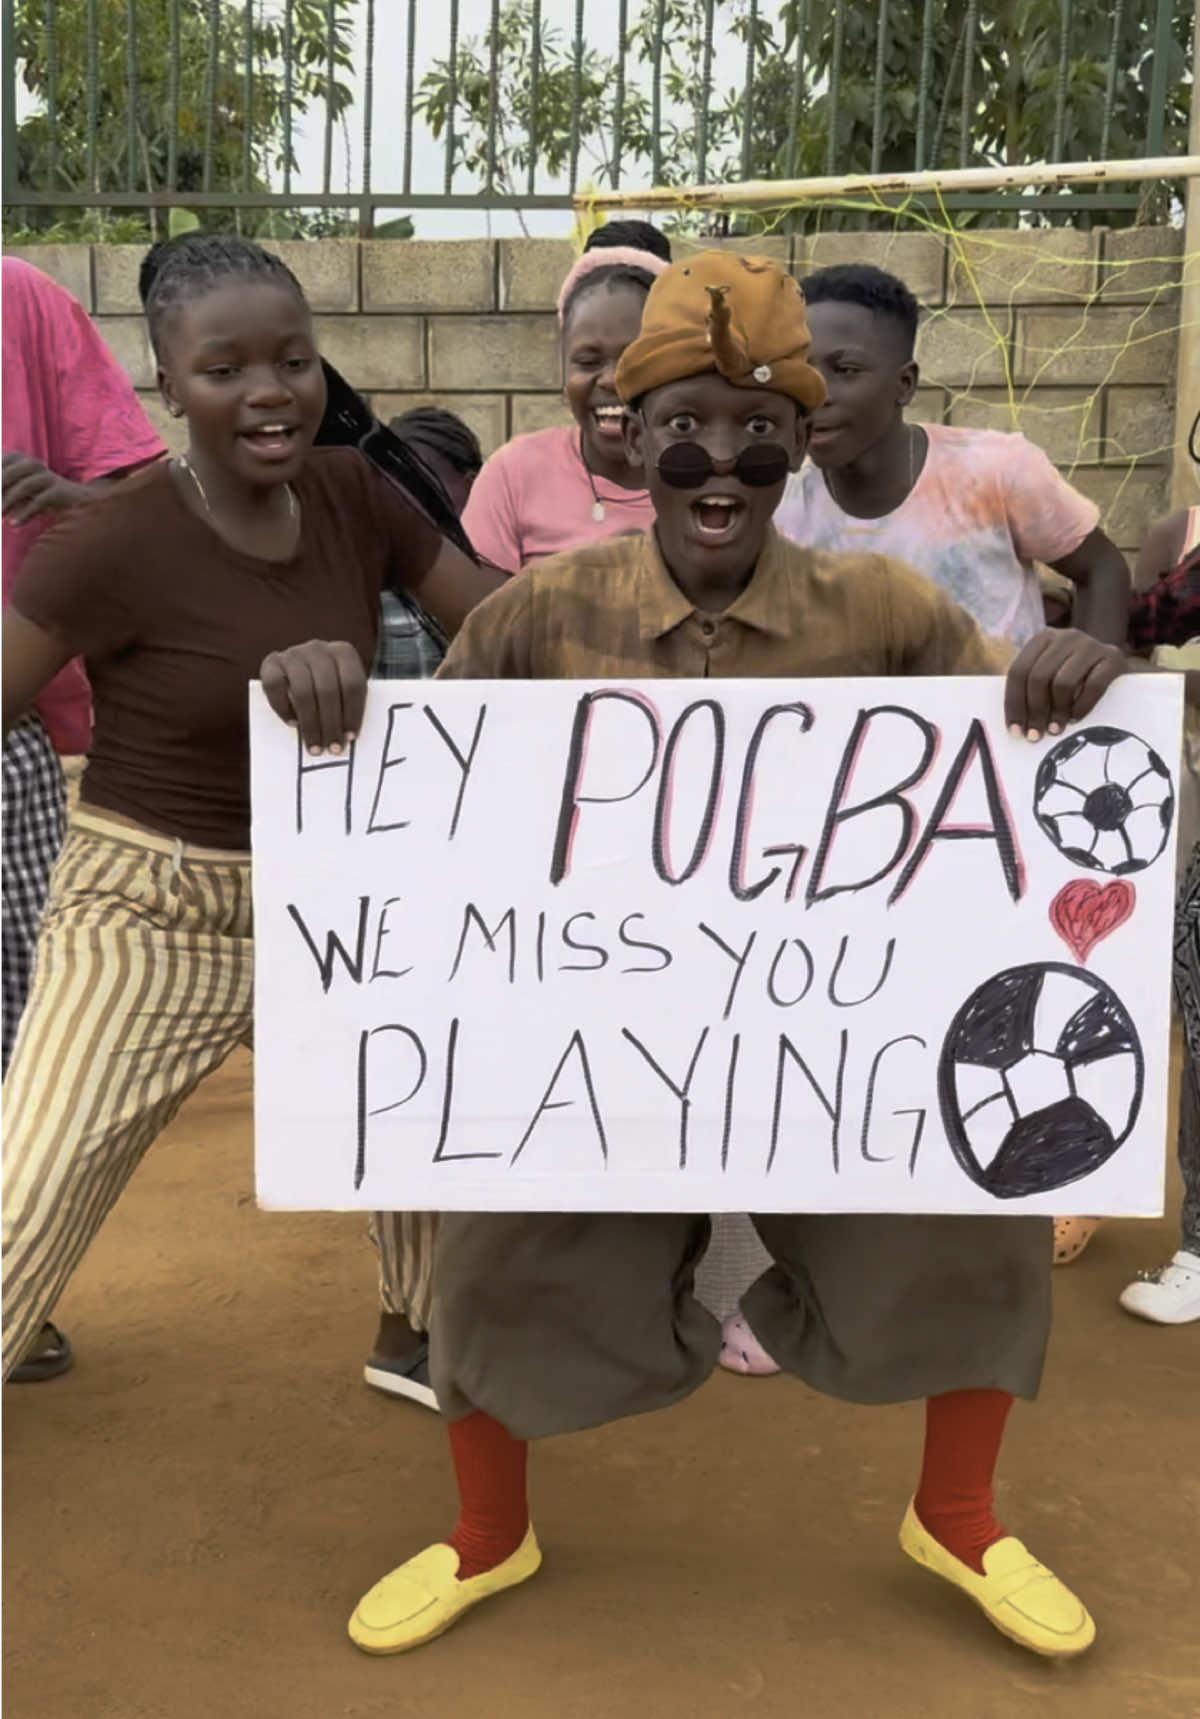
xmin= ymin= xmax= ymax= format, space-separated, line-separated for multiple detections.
xmin=899 ymin=1502 xmax=1095 ymax=1658
xmin=348 ymin=1526 xmax=542 ymax=1655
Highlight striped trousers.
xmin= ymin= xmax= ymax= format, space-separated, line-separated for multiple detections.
xmin=1 ymin=810 xmax=256 ymax=1377
xmin=369 ymin=1211 xmax=437 ymax=1332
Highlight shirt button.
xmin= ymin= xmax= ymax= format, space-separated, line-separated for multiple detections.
xmin=699 ymin=618 xmax=717 ymax=639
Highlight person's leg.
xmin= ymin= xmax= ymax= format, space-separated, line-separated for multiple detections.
xmin=2 ymin=717 xmax=71 ymax=1382
xmin=364 ymin=1211 xmax=440 ymax=1407
xmin=1178 ymin=1047 xmax=1200 ymax=1261
xmin=2 ymin=716 xmax=67 ymax=1073
xmin=747 ymin=1213 xmax=1092 ymax=1657
xmin=1121 ymin=841 xmax=1200 ymax=1321
xmin=690 ymin=1213 xmax=780 ymax=1376
xmin=912 ymin=1388 xmax=1013 ymax=1569
xmin=349 ymin=1405 xmax=540 ymax=1656
xmin=2 ymin=817 xmax=253 ymax=1377
xmin=348 ymin=1210 xmax=716 ymax=1654
xmin=445 ymin=1409 xmax=531 ymax=1576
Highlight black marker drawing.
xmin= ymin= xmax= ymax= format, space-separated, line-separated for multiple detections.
xmin=1033 ymin=726 xmax=1173 ymax=876
xmin=651 ymin=698 xmax=726 ymax=885
xmin=295 ymin=727 xmax=355 ymax=834
xmin=938 ymin=961 xmax=1144 ymax=1198
xmin=860 ymin=1034 xmax=927 ymax=1169
xmin=728 ymin=701 xmax=812 ymax=902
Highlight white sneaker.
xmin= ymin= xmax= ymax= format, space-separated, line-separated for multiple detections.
xmin=1118 ymin=1250 xmax=1200 ymax=1325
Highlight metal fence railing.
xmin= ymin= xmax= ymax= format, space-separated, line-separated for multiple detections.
xmin=1 ymin=0 xmax=1192 ymax=235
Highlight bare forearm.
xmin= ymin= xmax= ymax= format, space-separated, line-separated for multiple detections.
xmin=1069 ymin=563 xmax=1130 ymax=645
xmin=1053 ymin=531 xmax=1131 ymax=647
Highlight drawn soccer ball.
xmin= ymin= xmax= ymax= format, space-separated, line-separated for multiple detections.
xmin=937 ymin=961 xmax=1143 ymax=1198
xmin=1033 ymin=725 xmax=1173 ymax=875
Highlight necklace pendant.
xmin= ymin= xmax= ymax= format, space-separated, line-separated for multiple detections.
xmin=591 ymin=499 xmax=606 ymax=524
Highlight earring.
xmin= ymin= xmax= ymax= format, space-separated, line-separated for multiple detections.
xmin=168 ymin=404 xmax=183 ymax=418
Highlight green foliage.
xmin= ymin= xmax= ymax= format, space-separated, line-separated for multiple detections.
xmin=771 ymin=0 xmax=1191 ymax=180
xmin=414 ymin=0 xmax=617 ymax=195
xmin=5 ymin=0 xmax=1190 ymax=240
xmin=5 ymin=0 xmax=357 ymax=243
xmin=416 ymin=0 xmax=1193 ymax=230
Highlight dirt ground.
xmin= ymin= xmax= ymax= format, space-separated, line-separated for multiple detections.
xmin=4 ymin=1047 xmax=1199 ymax=1719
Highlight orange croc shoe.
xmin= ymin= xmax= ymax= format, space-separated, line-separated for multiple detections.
xmin=1053 ymin=1217 xmax=1100 ymax=1265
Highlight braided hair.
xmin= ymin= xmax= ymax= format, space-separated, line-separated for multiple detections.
xmin=316 ymin=361 xmax=479 ymax=560
xmin=139 ymin=232 xmax=478 ymax=558
xmin=559 ymin=219 xmax=672 ymax=324
xmin=389 ymin=406 xmax=483 ymax=480
xmin=139 ymin=233 xmax=307 ymax=358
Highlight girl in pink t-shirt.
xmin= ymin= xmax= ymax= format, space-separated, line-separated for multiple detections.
xmin=462 ymin=223 xmax=666 ymax=570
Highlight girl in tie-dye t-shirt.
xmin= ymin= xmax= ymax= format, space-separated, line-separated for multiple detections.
xmin=775 ymin=262 xmax=1129 ymax=649
xmin=777 ymin=421 xmax=1100 ymax=644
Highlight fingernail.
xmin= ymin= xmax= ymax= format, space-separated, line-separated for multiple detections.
xmin=329 ymin=742 xmax=342 ymax=756
xmin=308 ymin=744 xmax=324 ymax=757
xmin=345 ymin=731 xmax=357 ymax=743
xmin=1048 ymin=722 xmax=1062 ymax=735
xmin=1026 ymin=729 xmax=1041 ymax=742
xmin=1008 ymin=723 xmax=1022 ymax=737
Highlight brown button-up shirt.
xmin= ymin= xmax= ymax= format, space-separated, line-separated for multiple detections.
xmin=436 ymin=525 xmax=1003 ymax=683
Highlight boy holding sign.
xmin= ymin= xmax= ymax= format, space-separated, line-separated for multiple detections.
xmin=263 ymin=254 xmax=1132 ymax=1661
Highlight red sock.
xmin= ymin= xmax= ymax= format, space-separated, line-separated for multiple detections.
xmin=446 ymin=1410 xmax=530 ymax=1580
xmin=913 ymin=1389 xmax=1013 ymax=1574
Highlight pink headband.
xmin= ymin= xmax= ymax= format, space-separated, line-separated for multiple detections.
xmin=556 ymin=245 xmax=670 ymax=322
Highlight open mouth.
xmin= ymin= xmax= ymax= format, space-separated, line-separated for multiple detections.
xmin=590 ymin=404 xmax=625 ymax=440
xmin=691 ymin=495 xmax=745 ymax=538
xmin=239 ymin=424 xmax=300 ymax=458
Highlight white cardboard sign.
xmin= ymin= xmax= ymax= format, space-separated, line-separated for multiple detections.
xmin=250 ymin=675 xmax=1181 ymax=1217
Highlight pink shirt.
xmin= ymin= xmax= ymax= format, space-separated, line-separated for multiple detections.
xmin=774 ymin=424 xmax=1099 ymax=645
xmin=3 ymin=257 xmax=164 ymax=753
xmin=462 ymin=424 xmax=655 ymax=571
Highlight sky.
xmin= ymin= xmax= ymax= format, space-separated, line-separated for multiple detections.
xmin=289 ymin=0 xmax=755 ymax=238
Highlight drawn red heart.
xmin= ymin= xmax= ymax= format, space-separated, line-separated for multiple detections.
xmin=1049 ymin=878 xmax=1136 ymax=964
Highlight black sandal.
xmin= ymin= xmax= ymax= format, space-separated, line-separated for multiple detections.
xmin=10 ymin=1321 xmax=74 ymax=1383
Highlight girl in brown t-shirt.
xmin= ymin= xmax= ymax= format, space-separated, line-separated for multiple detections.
xmin=0 ymin=234 xmax=502 ymax=1379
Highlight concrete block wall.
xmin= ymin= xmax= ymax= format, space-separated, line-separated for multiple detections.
xmin=9 ymin=227 xmax=1183 ymax=556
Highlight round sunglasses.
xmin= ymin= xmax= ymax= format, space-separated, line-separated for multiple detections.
xmin=654 ymin=439 xmax=792 ymax=490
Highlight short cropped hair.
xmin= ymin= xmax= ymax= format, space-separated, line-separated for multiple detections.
xmin=801 ymin=262 xmax=920 ymax=358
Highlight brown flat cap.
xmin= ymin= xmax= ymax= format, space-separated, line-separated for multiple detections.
xmin=615 ymin=250 xmax=826 ymax=411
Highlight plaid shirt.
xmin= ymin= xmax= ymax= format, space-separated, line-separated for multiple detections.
xmin=1128 ymin=546 xmax=1200 ymax=653
xmin=436 ymin=525 xmax=1003 ymax=682
xmin=374 ymin=588 xmax=448 ymax=681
